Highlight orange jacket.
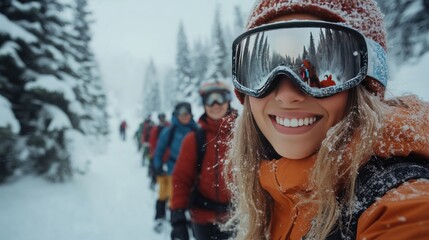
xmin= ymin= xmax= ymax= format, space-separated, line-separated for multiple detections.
xmin=259 ymin=96 xmax=429 ymax=239
xmin=171 ymin=113 xmax=236 ymax=224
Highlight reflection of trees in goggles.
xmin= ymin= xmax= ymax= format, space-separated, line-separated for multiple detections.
xmin=232 ymin=21 xmax=387 ymax=98
xmin=203 ymin=92 xmax=230 ymax=106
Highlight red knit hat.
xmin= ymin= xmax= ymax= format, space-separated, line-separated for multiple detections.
xmin=234 ymin=0 xmax=387 ymax=104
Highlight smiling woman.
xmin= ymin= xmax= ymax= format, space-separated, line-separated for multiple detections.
xmin=224 ymin=0 xmax=429 ymax=240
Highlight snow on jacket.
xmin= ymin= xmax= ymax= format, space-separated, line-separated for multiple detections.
xmin=258 ymin=96 xmax=429 ymax=239
xmin=171 ymin=112 xmax=237 ymax=224
xmin=153 ymin=115 xmax=197 ymax=175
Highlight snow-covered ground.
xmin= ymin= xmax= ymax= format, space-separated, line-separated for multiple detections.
xmin=0 ymin=134 xmax=172 ymax=240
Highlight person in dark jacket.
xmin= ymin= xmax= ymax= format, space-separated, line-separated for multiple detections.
xmin=170 ymin=81 xmax=237 ymax=240
xmin=148 ymin=113 xmax=170 ymax=190
xmin=152 ymin=102 xmax=198 ymax=233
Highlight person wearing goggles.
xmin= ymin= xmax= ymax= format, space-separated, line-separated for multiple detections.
xmin=152 ymin=101 xmax=198 ymax=234
xmin=170 ymin=81 xmax=237 ymax=240
xmin=223 ymin=1 xmax=429 ymax=240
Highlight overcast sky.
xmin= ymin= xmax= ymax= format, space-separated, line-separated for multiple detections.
xmin=90 ymin=0 xmax=254 ymax=66
xmin=89 ymin=0 xmax=254 ymax=121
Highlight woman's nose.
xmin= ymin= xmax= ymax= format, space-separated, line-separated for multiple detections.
xmin=273 ymin=75 xmax=307 ymax=104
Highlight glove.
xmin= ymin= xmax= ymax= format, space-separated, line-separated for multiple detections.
xmin=170 ymin=209 xmax=189 ymax=240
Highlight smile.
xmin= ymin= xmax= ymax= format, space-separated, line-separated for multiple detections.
xmin=275 ymin=116 xmax=318 ymax=128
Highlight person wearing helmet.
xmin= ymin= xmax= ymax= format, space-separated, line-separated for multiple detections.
xmin=224 ymin=0 xmax=429 ymax=239
xmin=170 ymin=81 xmax=237 ymax=240
xmin=152 ymin=102 xmax=198 ymax=233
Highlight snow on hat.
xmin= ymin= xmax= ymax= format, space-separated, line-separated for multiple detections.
xmin=234 ymin=0 xmax=387 ymax=104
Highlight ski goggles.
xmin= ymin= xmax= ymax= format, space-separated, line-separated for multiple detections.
xmin=232 ymin=21 xmax=387 ymax=98
xmin=174 ymin=102 xmax=192 ymax=116
xmin=202 ymin=91 xmax=231 ymax=107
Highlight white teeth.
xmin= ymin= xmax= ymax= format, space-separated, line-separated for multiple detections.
xmin=291 ymin=118 xmax=298 ymax=127
xmin=275 ymin=116 xmax=318 ymax=128
xmin=284 ymin=118 xmax=291 ymax=127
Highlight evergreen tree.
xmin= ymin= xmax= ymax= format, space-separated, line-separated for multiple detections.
xmin=191 ymin=39 xmax=209 ymax=90
xmin=72 ymin=0 xmax=109 ymax=137
xmin=0 ymin=0 xmax=108 ymax=183
xmin=376 ymin=0 xmax=429 ymax=64
xmin=142 ymin=59 xmax=161 ymax=117
xmin=160 ymin=67 xmax=176 ymax=112
xmin=175 ymin=21 xmax=194 ymax=100
xmin=206 ymin=6 xmax=229 ymax=82
xmin=308 ymin=32 xmax=318 ymax=69
xmin=0 ymin=0 xmax=39 ymax=182
xmin=302 ymin=46 xmax=308 ymax=60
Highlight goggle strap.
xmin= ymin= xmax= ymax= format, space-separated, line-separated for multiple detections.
xmin=366 ymin=38 xmax=388 ymax=87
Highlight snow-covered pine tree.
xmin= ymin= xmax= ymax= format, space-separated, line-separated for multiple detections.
xmin=72 ymin=0 xmax=108 ymax=137
xmin=205 ymin=6 xmax=229 ymax=83
xmin=0 ymin=0 xmax=78 ymax=182
xmin=20 ymin=0 xmax=84 ymax=182
xmin=308 ymin=32 xmax=318 ymax=70
xmin=0 ymin=96 xmax=21 ymax=182
xmin=175 ymin=21 xmax=195 ymax=101
xmin=191 ymin=39 xmax=209 ymax=93
xmin=142 ymin=59 xmax=161 ymax=117
xmin=228 ymin=5 xmax=246 ymax=75
xmin=0 ymin=0 xmax=107 ymax=183
xmin=0 ymin=0 xmax=39 ymax=182
xmin=159 ymin=67 xmax=176 ymax=113
xmin=376 ymin=0 xmax=429 ymax=65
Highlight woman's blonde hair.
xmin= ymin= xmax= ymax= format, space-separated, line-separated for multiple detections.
xmin=223 ymin=84 xmax=390 ymax=239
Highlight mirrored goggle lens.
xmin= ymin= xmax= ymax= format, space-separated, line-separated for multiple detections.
xmin=203 ymin=92 xmax=228 ymax=106
xmin=177 ymin=106 xmax=191 ymax=116
xmin=233 ymin=24 xmax=366 ymax=98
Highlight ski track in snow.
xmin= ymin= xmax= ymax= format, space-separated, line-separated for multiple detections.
xmin=0 ymin=136 xmax=173 ymax=240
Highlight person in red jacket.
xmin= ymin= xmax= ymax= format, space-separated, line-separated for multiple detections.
xmin=170 ymin=81 xmax=237 ymax=240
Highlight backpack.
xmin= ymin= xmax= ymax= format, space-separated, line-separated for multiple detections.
xmin=167 ymin=125 xmax=229 ymax=212
xmin=326 ymin=154 xmax=429 ymax=240
xmin=189 ymin=128 xmax=230 ymax=212
xmin=165 ymin=126 xmax=205 ymax=167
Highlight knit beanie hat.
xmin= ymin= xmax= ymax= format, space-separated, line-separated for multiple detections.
xmin=234 ymin=0 xmax=387 ymax=103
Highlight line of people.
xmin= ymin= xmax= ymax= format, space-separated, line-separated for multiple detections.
xmin=133 ymin=1 xmax=429 ymax=238
xmin=135 ymin=81 xmax=237 ymax=240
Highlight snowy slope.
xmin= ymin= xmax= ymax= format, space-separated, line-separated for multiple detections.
xmin=0 ymin=135 xmax=172 ymax=240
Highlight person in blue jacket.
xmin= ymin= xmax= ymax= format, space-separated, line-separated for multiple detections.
xmin=152 ymin=102 xmax=198 ymax=233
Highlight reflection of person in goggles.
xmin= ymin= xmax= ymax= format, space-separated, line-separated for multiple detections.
xmin=232 ymin=20 xmax=387 ymax=98
xmin=224 ymin=1 xmax=429 ymax=240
